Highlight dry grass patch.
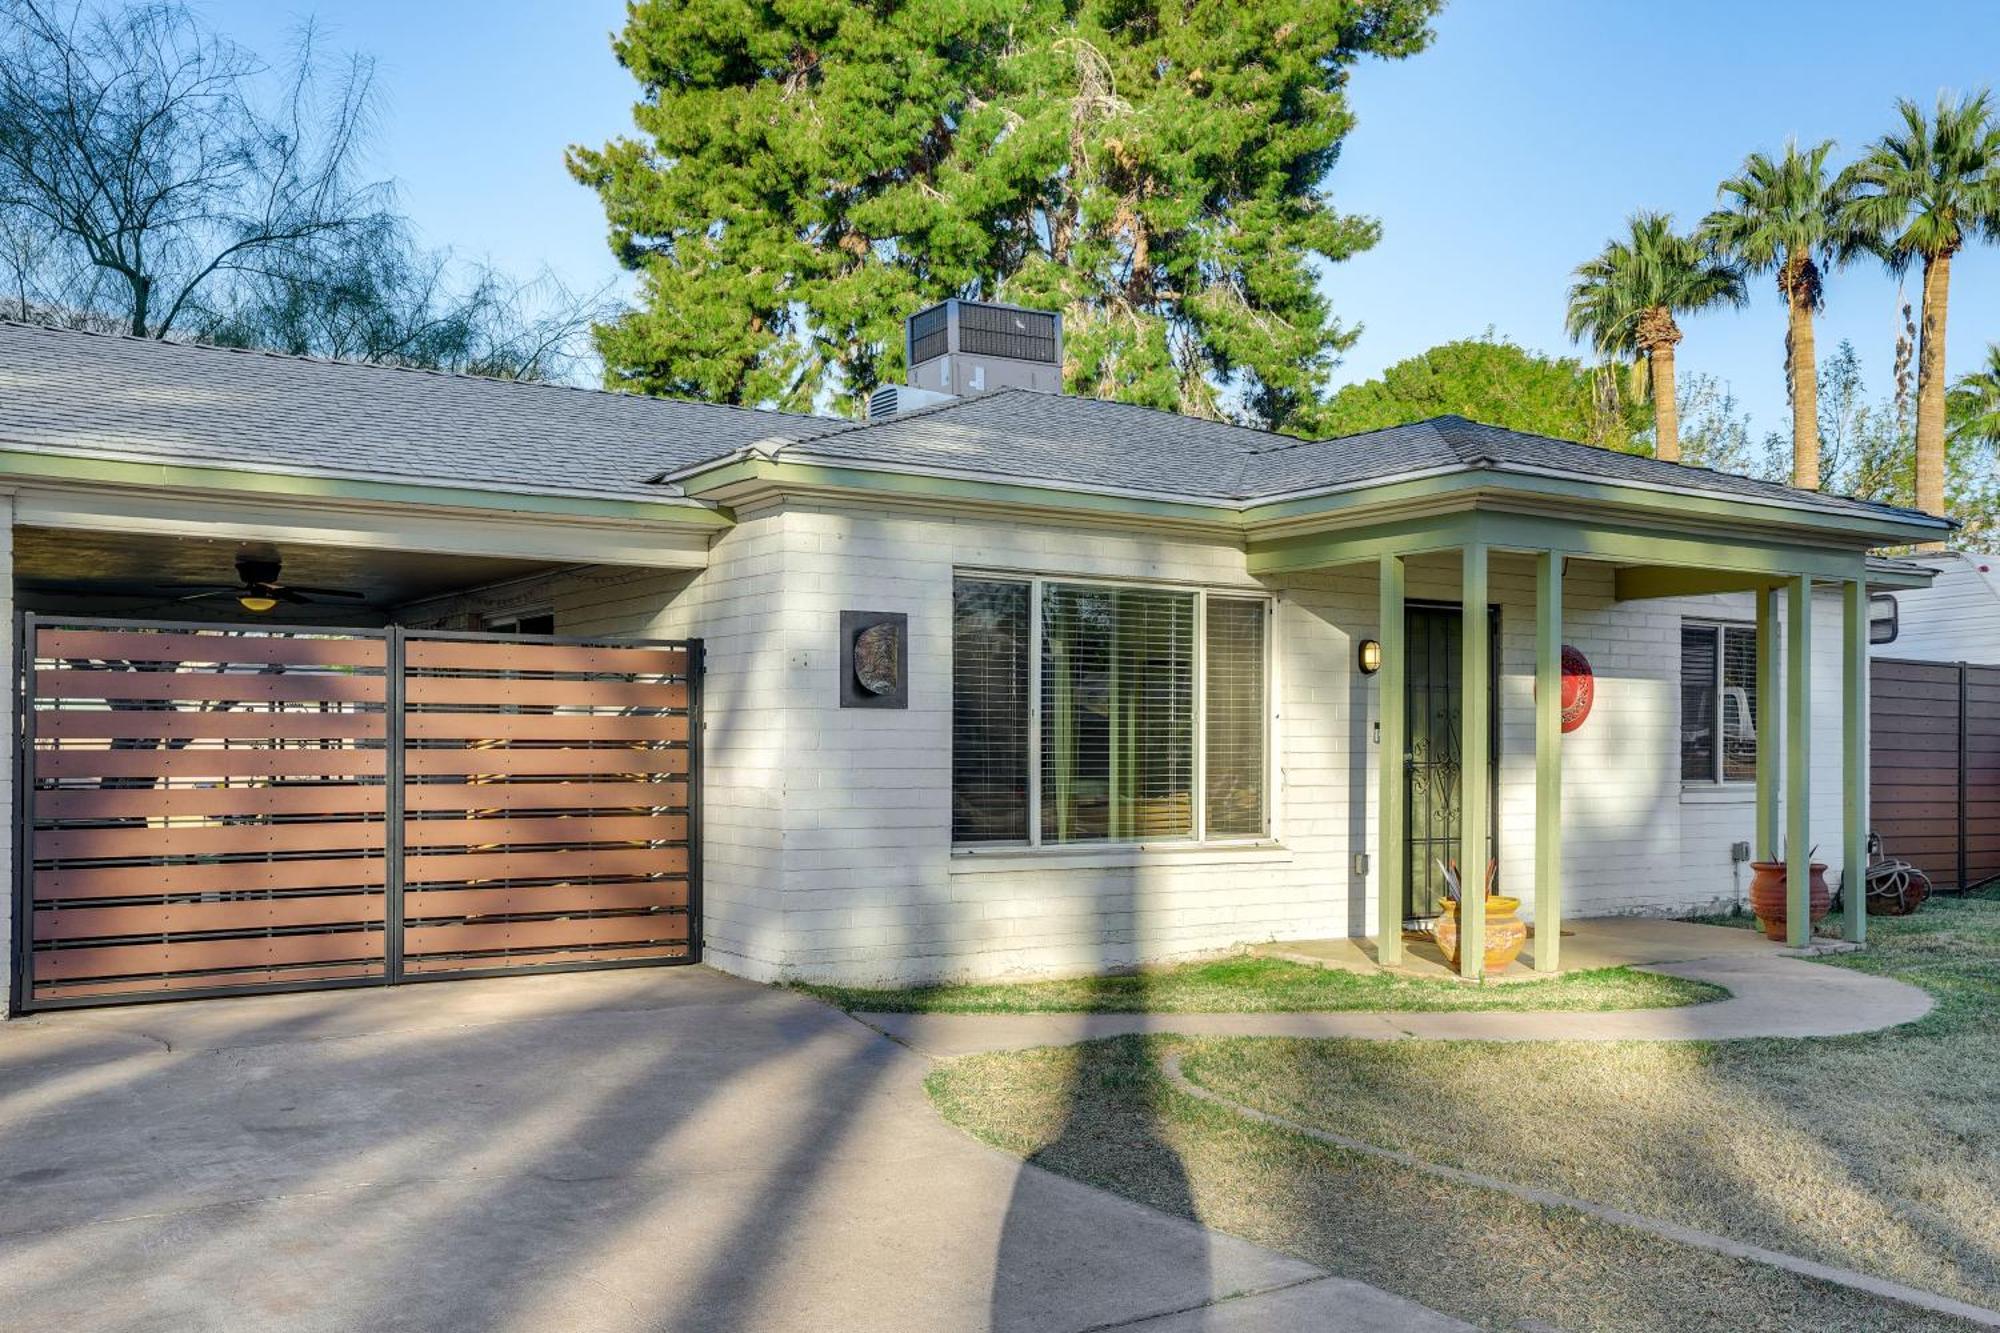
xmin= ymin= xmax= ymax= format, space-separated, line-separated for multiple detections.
xmin=927 ymin=896 xmax=2000 ymax=1329
xmin=1180 ymin=894 xmax=2000 ymax=1310
xmin=929 ymin=1038 xmax=1970 ymax=1331
xmin=802 ymin=954 xmax=1721 ymax=1014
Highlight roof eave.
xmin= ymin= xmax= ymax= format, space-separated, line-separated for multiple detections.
xmin=0 ymin=444 xmax=734 ymax=528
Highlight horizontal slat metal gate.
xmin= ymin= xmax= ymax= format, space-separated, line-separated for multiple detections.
xmin=1871 ymin=656 xmax=2000 ymax=892
xmin=14 ymin=616 xmax=701 ymax=1011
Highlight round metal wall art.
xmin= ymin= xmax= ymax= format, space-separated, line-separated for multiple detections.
xmin=1560 ymin=645 xmax=1594 ymax=733
xmin=853 ymin=621 xmax=901 ymax=695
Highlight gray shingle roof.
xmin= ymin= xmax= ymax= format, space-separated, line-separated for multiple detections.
xmin=0 ymin=322 xmax=1948 ymax=532
xmin=776 ymin=389 xmax=1944 ymax=526
xmin=0 ymin=320 xmax=820 ymax=500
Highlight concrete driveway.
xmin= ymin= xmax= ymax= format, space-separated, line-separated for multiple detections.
xmin=0 ymin=968 xmax=1463 ymax=1332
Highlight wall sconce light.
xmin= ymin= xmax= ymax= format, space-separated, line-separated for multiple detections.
xmin=1358 ymin=638 xmax=1383 ymax=675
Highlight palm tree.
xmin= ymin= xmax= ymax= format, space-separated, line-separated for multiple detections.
xmin=1839 ymin=91 xmax=2000 ymax=542
xmin=1951 ymin=341 xmax=2000 ymax=446
xmin=1566 ymin=212 xmax=1746 ymax=463
xmin=1701 ymin=140 xmax=1853 ymax=490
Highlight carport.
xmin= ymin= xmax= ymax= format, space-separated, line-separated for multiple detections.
xmin=0 ymin=322 xmax=766 ymax=1011
xmin=11 ymin=525 xmax=704 ymax=1011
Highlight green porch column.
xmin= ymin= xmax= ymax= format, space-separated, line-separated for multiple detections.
xmin=1755 ymin=588 xmax=1780 ymax=862
xmin=1377 ymin=554 xmax=1407 ymax=966
xmin=1843 ymin=579 xmax=1868 ymax=945
xmin=1785 ymin=575 xmax=1813 ymax=948
xmin=1534 ymin=550 xmax=1562 ymax=972
xmin=1459 ymin=543 xmax=1491 ymax=979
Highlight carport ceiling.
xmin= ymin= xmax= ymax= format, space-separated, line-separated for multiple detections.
xmin=14 ymin=527 xmax=564 ymax=614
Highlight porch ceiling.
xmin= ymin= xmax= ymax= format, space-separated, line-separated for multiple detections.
xmin=13 ymin=526 xmax=565 ymax=623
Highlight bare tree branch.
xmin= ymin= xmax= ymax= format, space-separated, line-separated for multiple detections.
xmin=0 ymin=0 xmax=387 ymax=337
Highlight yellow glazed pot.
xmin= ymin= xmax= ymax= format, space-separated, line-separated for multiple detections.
xmin=1431 ymin=896 xmax=1528 ymax=972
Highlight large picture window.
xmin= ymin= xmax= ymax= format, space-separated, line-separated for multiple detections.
xmin=1680 ymin=621 xmax=1758 ymax=784
xmin=953 ymin=575 xmax=1270 ymax=845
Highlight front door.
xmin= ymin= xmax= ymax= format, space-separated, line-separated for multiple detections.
xmin=1403 ymin=604 xmax=1500 ymax=922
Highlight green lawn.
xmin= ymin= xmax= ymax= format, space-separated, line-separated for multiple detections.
xmin=928 ymin=892 xmax=2000 ymax=1331
xmin=800 ymin=953 xmax=1723 ymax=1014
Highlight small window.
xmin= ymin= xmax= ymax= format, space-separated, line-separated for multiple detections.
xmin=486 ymin=611 xmax=555 ymax=636
xmin=1681 ymin=622 xmax=1758 ymax=784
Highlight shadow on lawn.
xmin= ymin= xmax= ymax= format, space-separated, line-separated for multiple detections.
xmin=947 ymin=896 xmax=2000 ymax=1331
xmin=985 ymin=858 xmax=1212 ymax=1330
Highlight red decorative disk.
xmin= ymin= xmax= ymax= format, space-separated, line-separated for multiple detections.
xmin=1560 ymin=645 xmax=1594 ymax=733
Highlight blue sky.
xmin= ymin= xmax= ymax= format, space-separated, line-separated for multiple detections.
xmin=202 ymin=0 xmax=2000 ymax=435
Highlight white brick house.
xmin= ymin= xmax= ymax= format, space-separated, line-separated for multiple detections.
xmin=0 ymin=307 xmax=1949 ymax=1009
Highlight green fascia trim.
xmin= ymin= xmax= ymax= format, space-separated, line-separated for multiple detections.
xmin=0 ymin=449 xmax=732 ymax=528
xmin=1865 ymin=565 xmax=1939 ymax=590
xmin=1613 ymin=567 xmax=1784 ymax=601
xmin=677 ymin=457 xmax=1241 ymax=526
xmin=689 ymin=454 xmax=1942 ymax=546
xmin=1241 ymin=466 xmax=1942 ymax=545
xmin=674 ymin=452 xmax=1944 ymax=554
xmin=1249 ymin=510 xmax=1870 ymax=581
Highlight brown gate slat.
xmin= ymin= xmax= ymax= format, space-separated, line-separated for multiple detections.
xmin=401 ymin=814 xmax=686 ymax=848
xmin=403 ymin=780 xmax=685 ymax=813
xmin=38 ymin=628 xmax=387 ymax=668
xmin=17 ymin=618 xmax=701 ymax=1010
xmin=36 ymin=669 xmax=388 ymax=704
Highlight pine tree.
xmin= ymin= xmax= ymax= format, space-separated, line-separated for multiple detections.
xmin=568 ymin=0 xmax=1440 ymax=426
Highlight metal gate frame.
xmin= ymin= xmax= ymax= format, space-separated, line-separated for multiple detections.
xmin=12 ymin=614 xmax=703 ymax=1013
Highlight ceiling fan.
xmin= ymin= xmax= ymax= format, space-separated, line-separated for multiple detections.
xmin=177 ymin=551 xmax=368 ymax=614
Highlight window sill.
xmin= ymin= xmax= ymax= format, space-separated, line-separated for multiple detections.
xmin=1680 ymin=784 xmax=1757 ymax=805
xmin=949 ymin=840 xmax=1292 ymax=875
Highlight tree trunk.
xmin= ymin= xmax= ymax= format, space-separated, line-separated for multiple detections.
xmin=129 ymin=274 xmax=151 ymax=339
xmin=1649 ymin=340 xmax=1680 ymax=463
xmin=1788 ymin=287 xmax=1820 ymax=490
xmin=1915 ymin=251 xmax=1951 ymax=547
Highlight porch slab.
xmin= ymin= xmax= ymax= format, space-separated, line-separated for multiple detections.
xmin=1254 ymin=916 xmax=1815 ymax=983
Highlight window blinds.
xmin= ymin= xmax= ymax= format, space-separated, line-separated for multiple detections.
xmin=1041 ymin=584 xmax=1196 ymax=842
xmin=1204 ymin=598 xmax=1267 ymax=837
xmin=1680 ymin=626 xmax=1719 ymax=783
xmin=951 ymin=579 xmax=1031 ymax=841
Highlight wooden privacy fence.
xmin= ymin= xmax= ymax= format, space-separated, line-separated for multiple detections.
xmin=16 ymin=617 xmax=701 ymax=1011
xmin=1871 ymin=657 xmax=2000 ymax=893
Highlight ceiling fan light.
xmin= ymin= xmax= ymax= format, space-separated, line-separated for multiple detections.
xmin=238 ymin=594 xmax=280 ymax=614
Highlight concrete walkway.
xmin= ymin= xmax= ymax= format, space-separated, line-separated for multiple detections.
xmin=0 ymin=967 xmax=1465 ymax=1333
xmin=855 ymin=953 xmax=1936 ymax=1058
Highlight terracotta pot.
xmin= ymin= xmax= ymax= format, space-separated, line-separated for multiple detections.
xmin=1432 ymin=896 xmax=1528 ymax=972
xmin=1748 ymin=861 xmax=1831 ymax=942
